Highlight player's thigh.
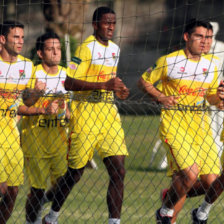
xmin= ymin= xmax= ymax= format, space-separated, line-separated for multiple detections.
xmin=5 ymin=147 xmax=24 ymax=186
xmin=97 ymin=126 xmax=128 ymax=159
xmin=0 ymin=149 xmax=8 ymax=184
xmin=24 ymin=157 xmax=50 ymax=189
xmin=163 ymin=134 xmax=198 ymax=176
xmin=50 ymin=152 xmax=68 ymax=185
xmin=199 ymin=134 xmax=220 ymax=175
xmin=199 ymin=173 xmax=218 ymax=189
xmin=68 ymin=132 xmax=97 ymax=169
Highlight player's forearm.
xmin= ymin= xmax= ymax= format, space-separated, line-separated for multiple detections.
xmin=18 ymin=105 xmax=45 ymax=116
xmin=22 ymin=89 xmax=44 ymax=107
xmin=138 ymin=77 xmax=165 ymax=102
xmin=64 ymin=76 xmax=107 ymax=91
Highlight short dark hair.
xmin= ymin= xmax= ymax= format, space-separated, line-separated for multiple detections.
xmin=92 ymin=6 xmax=115 ymax=23
xmin=36 ymin=32 xmax=60 ymax=51
xmin=184 ymin=19 xmax=213 ymax=35
xmin=0 ymin=20 xmax=24 ymax=37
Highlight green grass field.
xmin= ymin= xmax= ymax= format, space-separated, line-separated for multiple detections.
xmin=7 ymin=115 xmax=224 ymax=223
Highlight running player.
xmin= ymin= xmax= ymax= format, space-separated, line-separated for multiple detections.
xmin=192 ymin=48 xmax=224 ymax=223
xmin=18 ymin=32 xmax=70 ymax=224
xmin=0 ymin=20 xmax=38 ymax=223
xmin=138 ymin=19 xmax=221 ymax=224
xmin=43 ymin=6 xmax=129 ymax=224
xmin=159 ymin=23 xmax=223 ymax=224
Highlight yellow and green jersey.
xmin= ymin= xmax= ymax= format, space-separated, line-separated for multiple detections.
xmin=67 ymin=35 xmax=122 ymax=133
xmin=0 ymin=55 xmax=35 ymax=149
xmin=21 ymin=64 xmax=69 ymax=158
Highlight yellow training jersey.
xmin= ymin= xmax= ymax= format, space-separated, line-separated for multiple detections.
xmin=67 ymin=35 xmax=121 ymax=133
xmin=21 ymin=64 xmax=69 ymax=158
xmin=142 ymin=49 xmax=219 ymax=141
xmin=0 ymin=55 xmax=35 ymax=149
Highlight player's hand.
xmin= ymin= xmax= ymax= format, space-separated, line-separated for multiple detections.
xmin=217 ymin=80 xmax=224 ymax=101
xmin=35 ymin=79 xmax=46 ymax=92
xmin=158 ymin=95 xmax=179 ymax=108
xmin=115 ymin=86 xmax=130 ymax=100
xmin=22 ymin=89 xmax=42 ymax=107
xmin=105 ymin=77 xmax=130 ymax=99
xmin=105 ymin=77 xmax=126 ymax=91
xmin=45 ymin=100 xmax=59 ymax=115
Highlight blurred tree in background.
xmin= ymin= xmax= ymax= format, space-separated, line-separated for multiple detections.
xmin=42 ymin=0 xmax=89 ymax=38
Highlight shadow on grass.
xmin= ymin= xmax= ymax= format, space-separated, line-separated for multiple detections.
xmin=127 ymin=166 xmax=167 ymax=173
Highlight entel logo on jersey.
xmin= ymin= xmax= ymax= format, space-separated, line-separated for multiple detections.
xmin=39 ymin=100 xmax=66 ymax=128
xmin=178 ymin=85 xmax=206 ymax=97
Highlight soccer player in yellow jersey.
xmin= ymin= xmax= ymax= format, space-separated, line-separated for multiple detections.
xmin=18 ymin=32 xmax=70 ymax=224
xmin=0 ymin=21 xmax=41 ymax=223
xmin=192 ymin=83 xmax=224 ymax=223
xmin=43 ymin=7 xmax=129 ymax=224
xmin=192 ymin=32 xmax=224 ymax=222
xmin=138 ymin=19 xmax=223 ymax=224
xmin=159 ymin=24 xmax=223 ymax=224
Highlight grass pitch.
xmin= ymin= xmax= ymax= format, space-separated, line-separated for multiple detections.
xmin=7 ymin=115 xmax=224 ymax=223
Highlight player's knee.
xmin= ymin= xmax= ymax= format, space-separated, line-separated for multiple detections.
xmin=118 ymin=166 xmax=126 ymax=180
xmin=182 ymin=172 xmax=198 ymax=190
xmin=7 ymin=186 xmax=19 ymax=201
xmin=66 ymin=167 xmax=84 ymax=187
xmin=200 ymin=174 xmax=219 ymax=190
xmin=110 ymin=166 xmax=126 ymax=183
xmin=0 ymin=182 xmax=8 ymax=195
xmin=30 ymin=187 xmax=45 ymax=201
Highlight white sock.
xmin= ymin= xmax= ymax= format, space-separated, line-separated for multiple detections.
xmin=25 ymin=210 xmax=43 ymax=224
xmin=108 ymin=218 xmax=120 ymax=224
xmin=197 ymin=200 xmax=212 ymax=220
xmin=33 ymin=218 xmax=41 ymax=224
xmin=34 ymin=211 xmax=42 ymax=223
xmin=45 ymin=209 xmax=59 ymax=222
xmin=160 ymin=205 xmax=174 ymax=217
xmin=41 ymin=193 xmax=49 ymax=205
